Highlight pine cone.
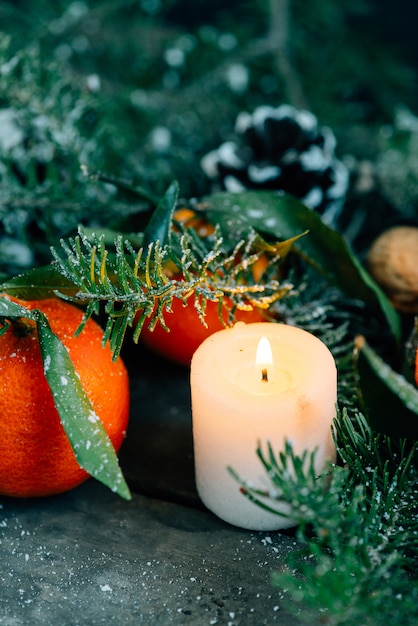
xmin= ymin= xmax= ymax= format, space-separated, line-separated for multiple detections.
xmin=201 ymin=104 xmax=349 ymax=226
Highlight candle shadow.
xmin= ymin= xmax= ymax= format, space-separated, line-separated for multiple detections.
xmin=119 ymin=339 xmax=202 ymax=509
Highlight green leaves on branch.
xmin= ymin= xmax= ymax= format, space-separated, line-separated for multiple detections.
xmin=2 ymin=185 xmax=299 ymax=361
xmin=3 ymin=188 xmax=401 ymax=364
xmin=0 ymin=297 xmax=131 ymax=500
xmin=49 ymin=227 xmax=289 ymax=360
xmin=230 ymin=411 xmax=418 ymax=625
xmin=0 ymin=264 xmax=79 ymax=300
xmin=228 ymin=441 xmax=323 ymax=524
xmin=142 ymin=180 xmax=179 ymax=249
xmin=202 ymin=191 xmax=401 ymax=342
xmin=353 ymin=337 xmax=418 ymax=439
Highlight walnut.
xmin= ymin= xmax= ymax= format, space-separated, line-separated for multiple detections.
xmin=367 ymin=226 xmax=418 ymax=313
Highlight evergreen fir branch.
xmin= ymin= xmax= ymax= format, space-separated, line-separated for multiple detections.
xmin=273 ymin=274 xmax=362 ymax=409
xmin=274 ymin=533 xmax=418 ymax=626
xmin=50 ymin=226 xmax=292 ymax=360
xmin=230 ymin=410 xmax=418 ymax=625
xmin=335 ymin=410 xmax=417 ymax=496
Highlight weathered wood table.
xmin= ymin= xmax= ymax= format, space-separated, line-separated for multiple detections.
xmin=0 ymin=342 xmax=313 ymax=625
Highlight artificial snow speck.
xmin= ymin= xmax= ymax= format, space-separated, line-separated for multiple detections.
xmin=0 ymin=237 xmax=34 ymax=269
xmin=85 ymin=73 xmax=101 ymax=93
xmin=201 ymin=104 xmax=349 ymax=226
xmin=218 ymin=32 xmax=237 ymax=51
xmin=225 ymin=63 xmax=249 ymax=94
xmin=0 ymin=108 xmax=24 ymax=152
xmin=150 ymin=126 xmax=172 ymax=153
xmin=164 ymin=47 xmax=185 ymax=68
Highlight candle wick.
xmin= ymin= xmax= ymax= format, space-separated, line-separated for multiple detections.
xmin=261 ymin=368 xmax=268 ymax=382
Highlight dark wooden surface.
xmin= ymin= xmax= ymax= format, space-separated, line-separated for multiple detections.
xmin=0 ymin=341 xmax=312 ymax=625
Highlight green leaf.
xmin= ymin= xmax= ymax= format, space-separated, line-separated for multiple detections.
xmin=81 ymin=166 xmax=159 ymax=205
xmin=354 ymin=337 xmax=418 ymax=439
xmin=0 ymin=264 xmax=79 ymax=300
xmin=0 ymin=296 xmax=38 ymax=319
xmin=78 ymin=227 xmax=144 ymax=250
xmin=142 ymin=180 xmax=179 ymax=249
xmin=204 ymin=191 xmax=401 ymax=342
xmin=0 ymin=296 xmax=131 ymax=499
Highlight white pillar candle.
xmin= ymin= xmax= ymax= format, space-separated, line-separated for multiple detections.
xmin=190 ymin=322 xmax=337 ymax=531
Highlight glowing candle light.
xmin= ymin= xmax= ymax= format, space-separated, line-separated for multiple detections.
xmin=190 ymin=322 xmax=337 ymax=531
xmin=256 ymin=336 xmax=272 ymax=382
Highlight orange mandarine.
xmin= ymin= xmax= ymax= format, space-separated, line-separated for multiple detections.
xmin=139 ymin=207 xmax=272 ymax=365
xmin=140 ymin=295 xmax=266 ymax=366
xmin=0 ymin=296 xmax=130 ymax=498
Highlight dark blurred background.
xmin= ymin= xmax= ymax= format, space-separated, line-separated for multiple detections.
xmin=0 ymin=0 xmax=417 ymax=273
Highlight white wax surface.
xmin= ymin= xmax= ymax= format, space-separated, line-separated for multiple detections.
xmin=190 ymin=322 xmax=337 ymax=531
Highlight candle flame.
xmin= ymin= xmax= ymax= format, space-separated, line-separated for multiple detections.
xmin=256 ymin=337 xmax=273 ymax=367
xmin=256 ymin=337 xmax=273 ymax=382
